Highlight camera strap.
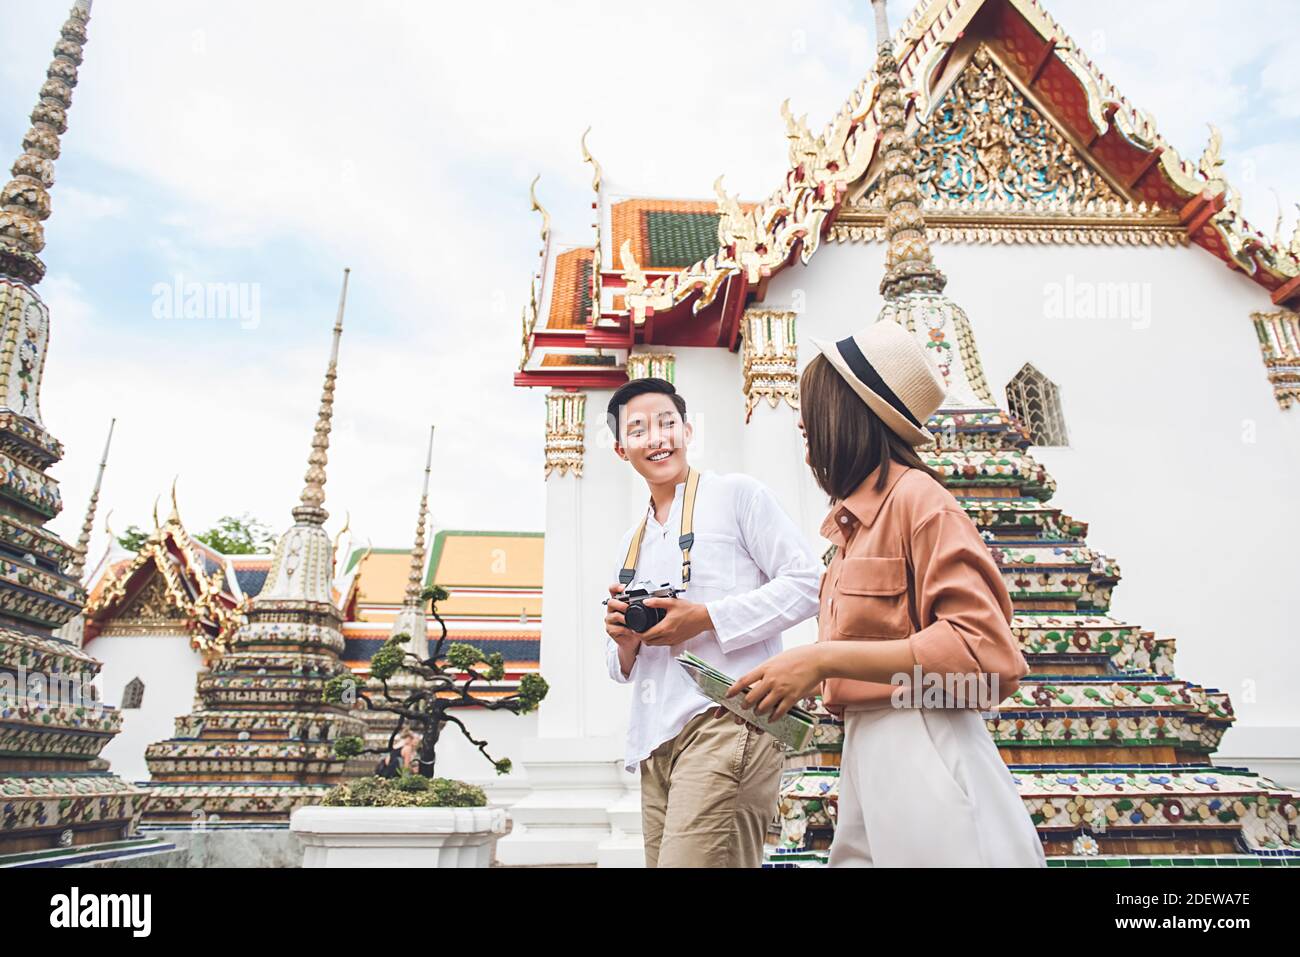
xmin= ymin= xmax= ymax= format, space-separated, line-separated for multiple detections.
xmin=618 ymin=467 xmax=700 ymax=586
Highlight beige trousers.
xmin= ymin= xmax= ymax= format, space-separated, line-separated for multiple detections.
xmin=639 ymin=708 xmax=783 ymax=868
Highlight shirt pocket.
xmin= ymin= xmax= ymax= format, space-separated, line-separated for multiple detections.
xmin=832 ymin=555 xmax=910 ymax=639
xmin=685 ymin=532 xmax=738 ymax=591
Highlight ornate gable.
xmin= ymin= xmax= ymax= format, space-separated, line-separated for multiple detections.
xmin=83 ymin=519 xmax=245 ymax=657
xmin=915 ymin=45 xmax=1119 ymax=207
xmin=836 ymin=41 xmax=1184 ymax=246
xmin=101 ymin=572 xmax=191 ymax=633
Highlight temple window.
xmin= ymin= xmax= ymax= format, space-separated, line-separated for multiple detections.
xmin=1006 ymin=363 xmax=1069 ymax=446
xmin=122 ymin=677 xmax=145 ymax=710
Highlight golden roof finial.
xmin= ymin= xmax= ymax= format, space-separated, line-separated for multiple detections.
xmin=67 ymin=415 xmax=113 ymax=581
xmin=580 ymin=127 xmax=603 ymax=194
xmin=294 ymin=267 xmax=349 ymax=526
xmin=168 ymin=475 xmax=181 ymax=524
xmin=151 ymin=495 xmax=161 ymax=531
xmin=0 ymin=1 xmax=94 ymax=285
xmin=529 ymin=175 xmax=551 ymax=244
xmin=402 ymin=426 xmax=436 ymax=606
xmin=520 ymin=176 xmax=553 ymax=372
xmin=580 ymin=128 xmax=603 ymax=326
xmin=332 ymin=510 xmax=351 ymax=553
xmin=870 ymin=0 xmax=946 ymax=301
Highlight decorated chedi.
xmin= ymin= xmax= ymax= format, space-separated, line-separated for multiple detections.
xmin=143 ymin=271 xmax=367 ymax=824
xmin=0 ymin=1 xmax=160 ymax=864
xmin=346 ymin=427 xmax=436 ymax=775
xmin=768 ymin=0 xmax=1300 ymax=866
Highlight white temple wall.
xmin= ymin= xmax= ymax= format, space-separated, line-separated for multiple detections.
xmin=89 ymin=635 xmax=205 ymax=783
xmin=756 ymin=239 xmax=1300 ymax=776
xmin=432 ymin=708 xmax=537 ymax=800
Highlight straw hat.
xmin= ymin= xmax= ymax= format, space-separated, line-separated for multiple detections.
xmin=809 ymin=320 xmax=947 ymax=447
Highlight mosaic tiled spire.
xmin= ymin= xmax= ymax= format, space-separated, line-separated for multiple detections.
xmin=258 ymin=269 xmax=348 ymax=605
xmin=294 ymin=268 xmax=347 ymax=528
xmin=142 ymin=269 xmax=366 ymax=824
xmin=389 ymin=426 xmax=434 ymax=659
xmin=52 ymin=417 xmax=113 ymax=647
xmin=871 ymin=0 xmax=945 ymax=302
xmin=68 ymin=417 xmax=114 ymax=582
xmin=868 ymin=0 xmax=991 ymax=407
xmin=0 ymin=1 xmax=91 ymax=286
xmin=767 ymin=2 xmax=1300 ymax=868
xmin=0 ymin=3 xmax=159 ymax=864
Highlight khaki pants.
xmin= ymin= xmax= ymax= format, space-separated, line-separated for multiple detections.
xmin=639 ymin=709 xmax=783 ymax=868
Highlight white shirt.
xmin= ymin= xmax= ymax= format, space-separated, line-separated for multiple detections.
xmin=605 ymin=470 xmax=822 ymax=772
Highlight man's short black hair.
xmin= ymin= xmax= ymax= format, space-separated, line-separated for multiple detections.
xmin=606 ymin=377 xmax=687 ymax=438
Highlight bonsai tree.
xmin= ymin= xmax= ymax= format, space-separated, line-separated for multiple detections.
xmin=324 ymin=584 xmax=548 ymax=781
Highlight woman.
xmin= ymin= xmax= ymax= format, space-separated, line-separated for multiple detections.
xmin=727 ymin=319 xmax=1046 ymax=868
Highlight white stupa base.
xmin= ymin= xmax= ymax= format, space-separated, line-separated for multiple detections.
xmin=494 ymin=736 xmax=627 ymax=866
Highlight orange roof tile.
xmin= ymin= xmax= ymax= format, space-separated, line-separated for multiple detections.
xmin=547 ymin=247 xmax=594 ymax=330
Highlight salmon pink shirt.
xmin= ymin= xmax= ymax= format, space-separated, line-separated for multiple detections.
xmin=817 ymin=465 xmax=1028 ymax=714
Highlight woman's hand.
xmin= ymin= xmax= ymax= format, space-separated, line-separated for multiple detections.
xmin=726 ymin=645 xmax=827 ymax=721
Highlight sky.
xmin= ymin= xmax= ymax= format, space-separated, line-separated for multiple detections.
xmin=1 ymin=0 xmax=1296 ymax=558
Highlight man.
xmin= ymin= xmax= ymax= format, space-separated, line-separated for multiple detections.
xmin=602 ymin=377 xmax=821 ymax=867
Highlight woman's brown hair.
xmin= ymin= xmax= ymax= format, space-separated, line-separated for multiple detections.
xmin=800 ymin=353 xmax=943 ymax=501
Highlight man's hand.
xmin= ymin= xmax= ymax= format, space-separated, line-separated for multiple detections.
xmin=725 ymin=645 xmax=826 ymax=720
xmin=638 ymin=597 xmax=713 ymax=647
xmin=605 ymin=583 xmax=640 ymax=648
xmin=605 ymin=583 xmax=642 ymax=680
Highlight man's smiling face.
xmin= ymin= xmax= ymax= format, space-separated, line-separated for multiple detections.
xmin=615 ymin=392 xmax=692 ymax=482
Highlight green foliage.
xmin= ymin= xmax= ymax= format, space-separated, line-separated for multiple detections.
xmin=334 ymin=735 xmax=365 ymax=758
xmin=484 ymin=652 xmax=505 ymax=682
xmin=194 ymin=513 xmax=275 ymax=555
xmin=422 ymin=584 xmax=449 ymax=605
xmin=493 ymin=758 xmax=512 ymax=776
xmin=394 ymin=767 xmax=428 ymax=792
xmin=322 ymin=675 xmax=359 ymax=706
xmin=516 ymin=673 xmax=549 ymax=714
xmin=445 ymin=643 xmax=487 ymax=671
xmin=368 ymin=641 xmax=406 ymax=682
xmin=321 ymin=775 xmax=487 ymax=809
xmin=116 ymin=525 xmax=150 ymax=553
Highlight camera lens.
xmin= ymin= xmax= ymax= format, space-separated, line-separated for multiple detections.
xmin=625 ymin=604 xmax=653 ymax=633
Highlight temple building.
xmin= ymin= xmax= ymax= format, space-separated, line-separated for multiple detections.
xmin=505 ymin=0 xmax=1300 ymax=866
xmin=0 ymin=1 xmax=166 ymax=865
xmin=79 ymin=497 xmax=263 ymax=783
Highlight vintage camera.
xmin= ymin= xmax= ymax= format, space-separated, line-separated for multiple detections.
xmin=605 ymin=582 xmax=684 ymax=634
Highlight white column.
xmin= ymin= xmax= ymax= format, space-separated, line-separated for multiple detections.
xmin=497 ymin=390 xmax=638 ymax=866
xmin=741 ymin=310 xmax=824 ymax=650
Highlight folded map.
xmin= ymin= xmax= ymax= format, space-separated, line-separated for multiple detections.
xmin=676 ymin=651 xmax=817 ymax=752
